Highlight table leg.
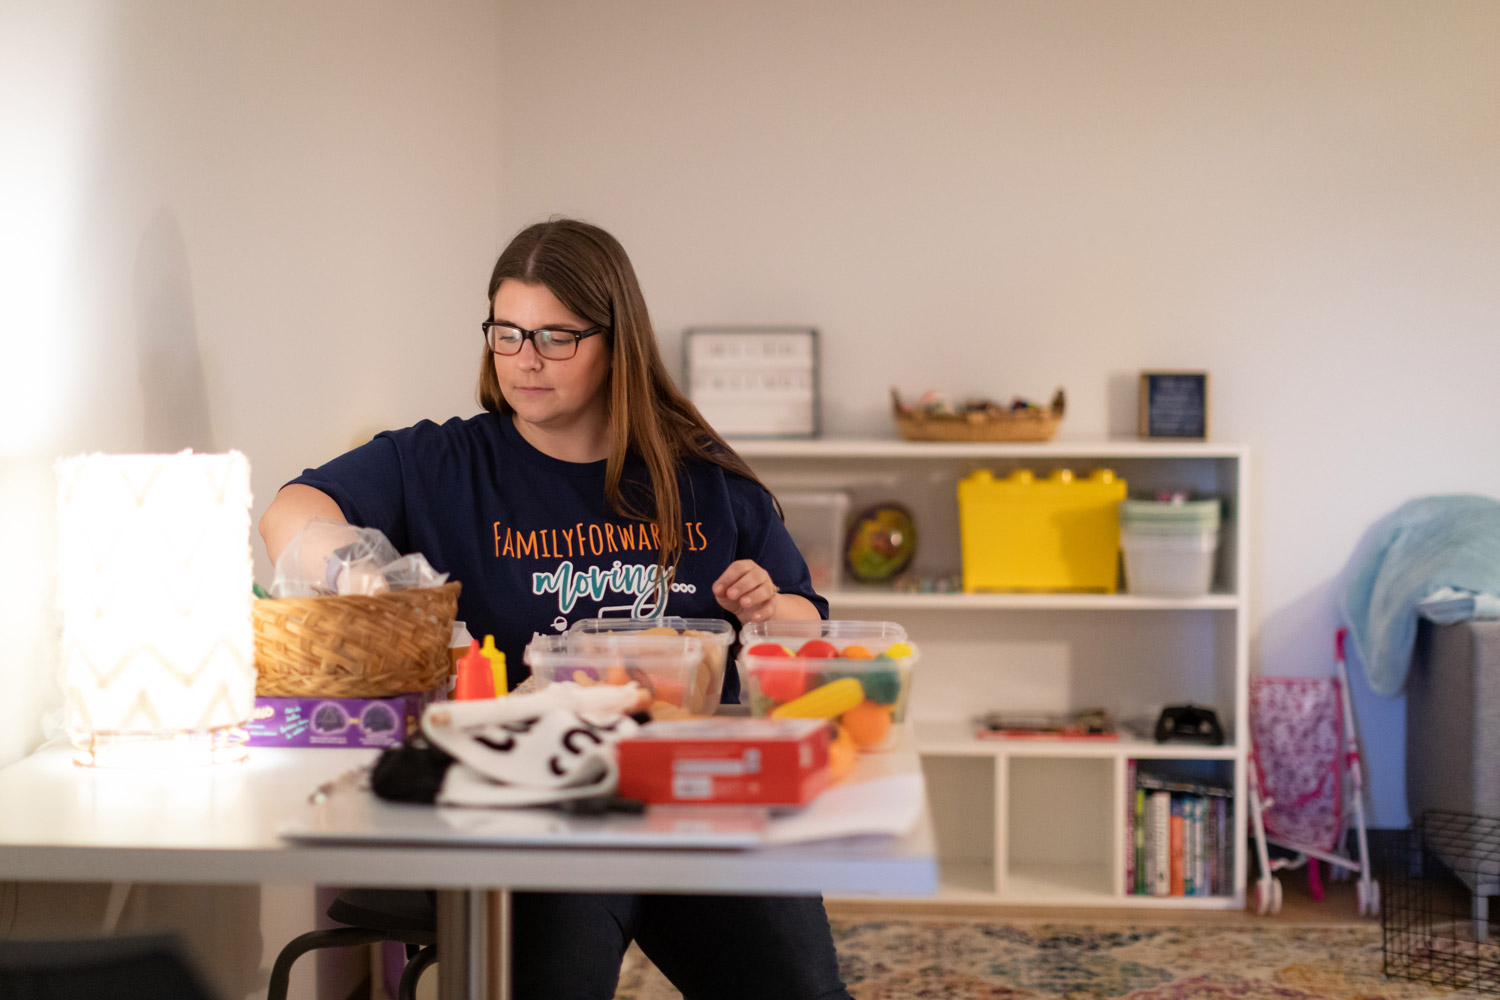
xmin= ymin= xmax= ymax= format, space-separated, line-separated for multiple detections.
xmin=436 ymin=888 xmax=489 ymax=1000
xmin=493 ymin=889 xmax=511 ymax=1000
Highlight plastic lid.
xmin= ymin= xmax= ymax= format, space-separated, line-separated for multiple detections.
xmin=567 ymin=617 xmax=734 ymax=644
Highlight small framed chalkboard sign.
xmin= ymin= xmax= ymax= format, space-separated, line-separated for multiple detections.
xmin=1138 ymin=371 xmax=1209 ymax=440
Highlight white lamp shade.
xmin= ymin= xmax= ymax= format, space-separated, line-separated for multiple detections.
xmin=56 ymin=451 xmax=256 ymax=752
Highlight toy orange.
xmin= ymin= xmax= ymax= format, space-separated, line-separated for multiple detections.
xmin=842 ymin=700 xmax=893 ymax=749
xmin=828 ymin=723 xmax=856 ymax=780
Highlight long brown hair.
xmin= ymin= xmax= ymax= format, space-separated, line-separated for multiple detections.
xmin=478 ymin=218 xmax=775 ymax=578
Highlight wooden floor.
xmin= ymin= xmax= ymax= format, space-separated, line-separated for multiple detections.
xmin=828 ymin=869 xmax=1377 ymax=926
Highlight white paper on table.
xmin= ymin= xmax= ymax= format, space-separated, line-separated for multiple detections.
xmin=763 ymin=774 xmax=924 ymax=845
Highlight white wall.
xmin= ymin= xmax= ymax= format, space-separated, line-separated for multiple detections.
xmin=492 ymin=0 xmax=1500 ymax=826
xmin=1 ymin=1 xmax=501 ymax=995
xmin=2 ymin=0 xmax=503 ymax=758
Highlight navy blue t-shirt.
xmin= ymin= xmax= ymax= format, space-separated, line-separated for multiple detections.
xmin=288 ymin=412 xmax=827 ymax=700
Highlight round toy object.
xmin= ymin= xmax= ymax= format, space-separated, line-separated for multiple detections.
xmin=797 ymin=639 xmax=840 ymax=658
xmin=844 ymin=503 xmax=917 ymax=583
xmin=842 ymin=701 xmax=893 ymax=749
xmin=755 ymin=665 xmax=807 ymax=703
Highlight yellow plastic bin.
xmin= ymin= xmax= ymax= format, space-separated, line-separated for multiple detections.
xmin=957 ymin=468 xmax=1127 ymax=593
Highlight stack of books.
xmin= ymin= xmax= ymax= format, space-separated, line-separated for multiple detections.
xmin=1126 ymin=762 xmax=1232 ymax=897
xmin=974 ymin=708 xmax=1117 ymax=740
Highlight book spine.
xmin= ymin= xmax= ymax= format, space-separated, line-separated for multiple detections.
xmin=1125 ymin=759 xmax=1137 ymax=894
xmin=1152 ymin=790 xmax=1171 ymax=895
xmin=1183 ymin=796 xmax=1196 ymax=896
xmin=1169 ymin=797 xmax=1186 ymax=896
xmin=1206 ymin=791 xmax=1218 ymax=893
xmin=1135 ymin=787 xmax=1147 ymax=896
xmin=1183 ymin=797 xmax=1194 ymax=897
xmin=1216 ymin=794 xmax=1230 ymax=897
xmin=1194 ymin=796 xmax=1207 ymax=895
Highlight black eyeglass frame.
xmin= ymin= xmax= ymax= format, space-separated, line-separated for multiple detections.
xmin=481 ymin=320 xmax=606 ymax=360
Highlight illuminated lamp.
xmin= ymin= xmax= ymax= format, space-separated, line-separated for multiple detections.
xmin=55 ymin=451 xmax=256 ymax=767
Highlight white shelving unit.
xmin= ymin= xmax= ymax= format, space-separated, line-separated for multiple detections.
xmin=735 ymin=437 xmax=1250 ymax=909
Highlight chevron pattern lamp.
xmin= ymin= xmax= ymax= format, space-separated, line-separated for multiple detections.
xmin=55 ymin=451 xmax=257 ymax=767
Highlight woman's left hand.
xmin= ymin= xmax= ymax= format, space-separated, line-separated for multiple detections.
xmin=712 ymin=559 xmax=780 ymax=623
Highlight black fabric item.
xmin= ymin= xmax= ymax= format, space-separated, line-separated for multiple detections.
xmin=509 ymin=892 xmax=851 ymax=1000
xmin=370 ymin=734 xmax=453 ymax=804
xmin=0 ymin=933 xmax=219 ymax=1000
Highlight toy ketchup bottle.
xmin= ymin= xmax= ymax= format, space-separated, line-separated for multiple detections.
xmin=453 ymin=640 xmax=496 ymax=700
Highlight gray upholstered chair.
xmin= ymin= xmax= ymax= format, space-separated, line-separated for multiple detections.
xmin=1407 ymin=618 xmax=1500 ymax=934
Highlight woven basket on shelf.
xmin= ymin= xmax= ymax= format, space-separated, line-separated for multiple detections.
xmin=252 ymin=581 xmax=461 ymax=697
xmin=891 ymin=387 xmax=1065 ymax=443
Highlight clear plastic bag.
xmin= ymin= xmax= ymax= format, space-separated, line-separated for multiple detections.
xmin=270 ymin=519 xmax=448 ymax=597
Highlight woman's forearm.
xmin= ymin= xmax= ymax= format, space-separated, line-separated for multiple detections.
xmin=767 ymin=592 xmax=821 ymax=621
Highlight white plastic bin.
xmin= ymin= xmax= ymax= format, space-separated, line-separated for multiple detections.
xmin=1121 ymin=529 xmax=1218 ymax=597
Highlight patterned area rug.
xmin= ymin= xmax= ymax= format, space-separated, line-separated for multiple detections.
xmin=613 ymin=919 xmax=1460 ymax=999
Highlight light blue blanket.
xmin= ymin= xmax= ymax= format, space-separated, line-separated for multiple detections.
xmin=1339 ymin=494 xmax=1500 ymax=696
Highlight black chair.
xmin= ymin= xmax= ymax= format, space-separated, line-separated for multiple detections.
xmin=0 ymin=932 xmax=219 ymax=1000
xmin=268 ymin=888 xmax=436 ymax=1000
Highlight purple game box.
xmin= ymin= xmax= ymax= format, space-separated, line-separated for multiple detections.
xmin=246 ymin=689 xmax=442 ymax=748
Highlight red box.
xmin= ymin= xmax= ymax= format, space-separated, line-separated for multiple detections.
xmin=616 ymin=718 xmax=831 ymax=806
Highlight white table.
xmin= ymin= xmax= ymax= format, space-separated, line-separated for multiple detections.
xmin=0 ymin=733 xmax=935 ymax=999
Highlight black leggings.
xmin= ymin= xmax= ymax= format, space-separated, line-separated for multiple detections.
xmin=509 ymin=891 xmax=852 ymax=1000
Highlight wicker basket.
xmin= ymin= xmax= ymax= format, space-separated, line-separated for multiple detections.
xmin=253 ymin=581 xmax=461 ymax=697
xmin=892 ymin=387 xmax=1065 ymax=443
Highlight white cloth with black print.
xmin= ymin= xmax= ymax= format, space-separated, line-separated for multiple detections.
xmin=420 ymin=682 xmax=643 ymax=807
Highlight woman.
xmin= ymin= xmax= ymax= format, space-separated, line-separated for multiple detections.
xmin=260 ymin=217 xmax=851 ymax=999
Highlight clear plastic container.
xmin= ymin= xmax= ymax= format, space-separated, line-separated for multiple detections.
xmin=567 ymin=617 xmax=734 ymax=716
xmin=523 ymin=633 xmax=707 ymax=716
xmin=735 ymin=620 xmax=917 ymax=752
xmin=777 ymin=491 xmax=851 ymax=591
xmin=1121 ymin=529 xmax=1219 ymax=597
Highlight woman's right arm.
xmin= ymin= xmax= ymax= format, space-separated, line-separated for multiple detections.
xmin=258 ymin=483 xmax=348 ymax=567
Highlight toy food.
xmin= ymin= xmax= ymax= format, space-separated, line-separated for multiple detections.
xmin=736 ymin=621 xmax=917 ymax=753
xmin=590 ymin=623 xmax=727 ymax=715
xmin=841 ymin=700 xmax=893 ymax=749
xmin=755 ymin=665 xmax=807 ymax=703
xmin=828 ymin=723 xmax=856 ymax=781
xmin=681 ymin=627 xmax=726 ymax=713
xmin=770 ymin=677 xmax=864 ymax=720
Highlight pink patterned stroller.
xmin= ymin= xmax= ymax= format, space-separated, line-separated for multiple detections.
xmin=1247 ymin=628 xmax=1378 ymax=916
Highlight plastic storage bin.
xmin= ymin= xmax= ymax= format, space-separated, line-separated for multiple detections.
xmin=567 ymin=617 xmax=734 ymax=716
xmin=957 ymin=468 xmax=1127 ymax=593
xmin=1119 ymin=497 xmax=1221 ymax=597
xmin=777 ymin=491 xmax=850 ymax=592
xmin=523 ymin=633 xmax=709 ymax=717
xmin=1121 ymin=532 xmax=1218 ymax=596
xmin=736 ymin=620 xmax=917 ymax=752
xmin=1119 ymin=498 xmax=1220 ymax=534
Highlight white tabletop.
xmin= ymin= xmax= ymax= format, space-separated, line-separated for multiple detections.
xmin=0 ymin=734 xmax=936 ymax=898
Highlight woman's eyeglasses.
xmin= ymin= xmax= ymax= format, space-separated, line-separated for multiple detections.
xmin=482 ymin=321 xmax=605 ymax=361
